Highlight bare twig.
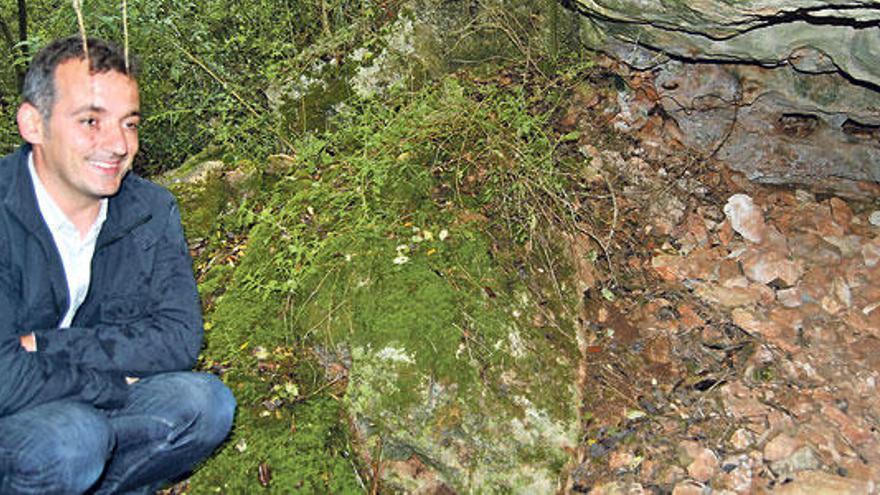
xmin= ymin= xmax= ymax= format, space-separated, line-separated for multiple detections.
xmin=295 ymin=376 xmax=343 ymax=403
xmin=168 ymin=36 xmax=296 ymax=150
xmin=601 ymin=172 xmax=618 ymax=244
xmin=302 ymin=300 xmax=347 ymax=340
xmin=122 ymin=0 xmax=129 ymax=72
xmin=369 ymin=437 xmax=384 ymax=495
xmin=71 ymin=0 xmax=89 ymax=62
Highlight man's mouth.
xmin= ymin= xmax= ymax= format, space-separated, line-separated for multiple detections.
xmin=89 ymin=160 xmax=122 ymax=173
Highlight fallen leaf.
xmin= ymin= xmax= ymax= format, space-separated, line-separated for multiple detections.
xmin=626 ymin=409 xmax=647 ymax=420
xmin=235 ymin=438 xmax=248 ymax=453
xmin=258 ymin=462 xmax=272 ymax=487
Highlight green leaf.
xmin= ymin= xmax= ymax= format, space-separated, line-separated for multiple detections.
xmin=601 ymin=288 xmax=615 ymax=301
xmin=560 ymin=131 xmax=581 ymax=142
xmin=626 ymin=409 xmax=646 ymax=420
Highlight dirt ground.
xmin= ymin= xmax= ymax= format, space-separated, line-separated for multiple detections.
xmin=561 ymin=61 xmax=880 ymax=495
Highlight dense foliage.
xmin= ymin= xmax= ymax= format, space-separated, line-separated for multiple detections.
xmin=1 ymin=0 xmax=395 ymax=173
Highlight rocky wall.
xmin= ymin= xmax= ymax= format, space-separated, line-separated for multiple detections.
xmin=564 ymin=0 xmax=880 ymax=195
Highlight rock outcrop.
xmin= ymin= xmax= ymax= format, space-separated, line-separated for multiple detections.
xmin=565 ymin=0 xmax=880 ymax=195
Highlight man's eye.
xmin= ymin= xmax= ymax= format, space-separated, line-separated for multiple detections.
xmin=81 ymin=118 xmax=98 ymax=127
xmin=125 ymin=121 xmax=140 ymax=130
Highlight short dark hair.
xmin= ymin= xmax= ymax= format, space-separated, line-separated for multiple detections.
xmin=22 ymin=36 xmax=138 ymax=118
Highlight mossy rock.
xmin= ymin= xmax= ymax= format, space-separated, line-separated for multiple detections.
xmin=182 ymin=39 xmax=595 ymax=489
xmin=325 ymin=233 xmax=579 ymax=492
xmin=202 ymin=218 xmax=581 ymax=492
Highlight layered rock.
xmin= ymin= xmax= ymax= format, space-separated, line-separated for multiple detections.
xmin=566 ymin=0 xmax=880 ymax=195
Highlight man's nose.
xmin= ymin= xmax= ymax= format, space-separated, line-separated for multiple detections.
xmin=101 ymin=124 xmax=129 ymax=157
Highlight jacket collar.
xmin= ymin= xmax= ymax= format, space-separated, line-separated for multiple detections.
xmin=4 ymin=143 xmax=153 ymax=247
xmin=3 ymin=144 xmax=48 ymax=238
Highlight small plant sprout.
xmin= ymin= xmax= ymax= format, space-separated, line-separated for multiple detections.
xmin=394 ymin=243 xmax=411 ymax=264
xmin=601 ymin=287 xmax=615 ymax=301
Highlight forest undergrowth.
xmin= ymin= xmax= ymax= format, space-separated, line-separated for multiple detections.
xmin=173 ymin=58 xmax=619 ymax=492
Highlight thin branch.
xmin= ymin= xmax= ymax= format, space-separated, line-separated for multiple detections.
xmin=122 ymin=0 xmax=129 ymax=72
xmin=71 ymin=0 xmax=89 ymax=61
xmin=601 ymin=172 xmax=618 ymax=244
xmin=170 ymin=37 xmax=295 ymax=151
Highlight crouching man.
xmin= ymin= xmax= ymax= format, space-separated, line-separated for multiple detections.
xmin=0 ymin=36 xmax=235 ymax=494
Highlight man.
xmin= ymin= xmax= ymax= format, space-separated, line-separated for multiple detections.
xmin=0 ymin=37 xmax=235 ymax=494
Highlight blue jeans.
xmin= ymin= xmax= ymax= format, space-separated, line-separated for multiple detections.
xmin=0 ymin=372 xmax=235 ymax=494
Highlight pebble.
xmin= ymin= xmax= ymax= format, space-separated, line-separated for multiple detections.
xmin=671 ymin=481 xmax=704 ymax=495
xmin=742 ymin=250 xmax=803 ymax=287
xmin=588 ymin=481 xmax=646 ymax=495
xmin=769 ymin=446 xmax=821 ymax=478
xmin=687 ymin=448 xmax=720 ymax=482
xmin=724 ymin=194 xmax=766 ymax=243
xmin=863 ymin=240 xmax=880 ymax=267
xmin=776 ymin=287 xmax=803 ymax=308
xmin=869 ymin=210 xmax=880 ymax=226
xmin=775 ymin=470 xmax=871 ymax=495
xmin=763 ymin=433 xmax=799 ymax=462
xmin=724 ymin=455 xmax=759 ymax=493
xmin=729 ymin=428 xmax=755 ymax=450
xmin=609 ymin=450 xmax=636 ymax=471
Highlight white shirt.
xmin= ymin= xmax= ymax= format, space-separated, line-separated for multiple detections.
xmin=28 ymin=153 xmax=108 ymax=328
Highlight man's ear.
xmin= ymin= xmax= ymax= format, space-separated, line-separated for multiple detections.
xmin=17 ymin=103 xmax=45 ymax=145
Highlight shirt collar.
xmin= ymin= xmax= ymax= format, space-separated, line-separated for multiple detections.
xmin=28 ymin=151 xmax=108 ymax=239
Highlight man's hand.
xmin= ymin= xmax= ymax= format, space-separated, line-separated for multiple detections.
xmin=19 ymin=333 xmax=36 ymax=352
xmin=18 ymin=332 xmax=140 ymax=383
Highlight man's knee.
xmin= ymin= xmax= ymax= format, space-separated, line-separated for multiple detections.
xmin=148 ymin=372 xmax=235 ymax=447
xmin=184 ymin=373 xmax=236 ymax=446
xmin=4 ymin=402 xmax=112 ymax=494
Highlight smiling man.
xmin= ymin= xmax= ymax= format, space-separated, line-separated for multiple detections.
xmin=0 ymin=37 xmax=235 ymax=494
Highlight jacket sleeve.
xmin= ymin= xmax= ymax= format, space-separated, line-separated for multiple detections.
xmin=32 ymin=200 xmax=204 ymax=376
xmin=0 ymin=242 xmax=129 ymax=416
xmin=0 ymin=339 xmax=130 ymax=416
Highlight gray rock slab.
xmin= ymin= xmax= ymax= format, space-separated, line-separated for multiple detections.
xmin=567 ymin=0 xmax=880 ymax=194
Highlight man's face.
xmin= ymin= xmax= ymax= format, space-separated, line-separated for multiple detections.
xmin=25 ymin=58 xmax=140 ymax=209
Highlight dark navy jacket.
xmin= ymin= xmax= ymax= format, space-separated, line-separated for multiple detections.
xmin=0 ymin=144 xmax=203 ymax=416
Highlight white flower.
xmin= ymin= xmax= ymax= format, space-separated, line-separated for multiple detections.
xmin=393 ymin=255 xmax=410 ymax=265
xmin=439 ymin=229 xmax=449 ymax=241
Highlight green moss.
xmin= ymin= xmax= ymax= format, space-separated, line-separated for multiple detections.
xmin=187 ymin=62 xmax=600 ymax=490
xmin=198 ymin=264 xmax=235 ymax=304
xmin=170 ymin=171 xmax=233 ymax=241
xmin=188 ymin=393 xmax=361 ymax=494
